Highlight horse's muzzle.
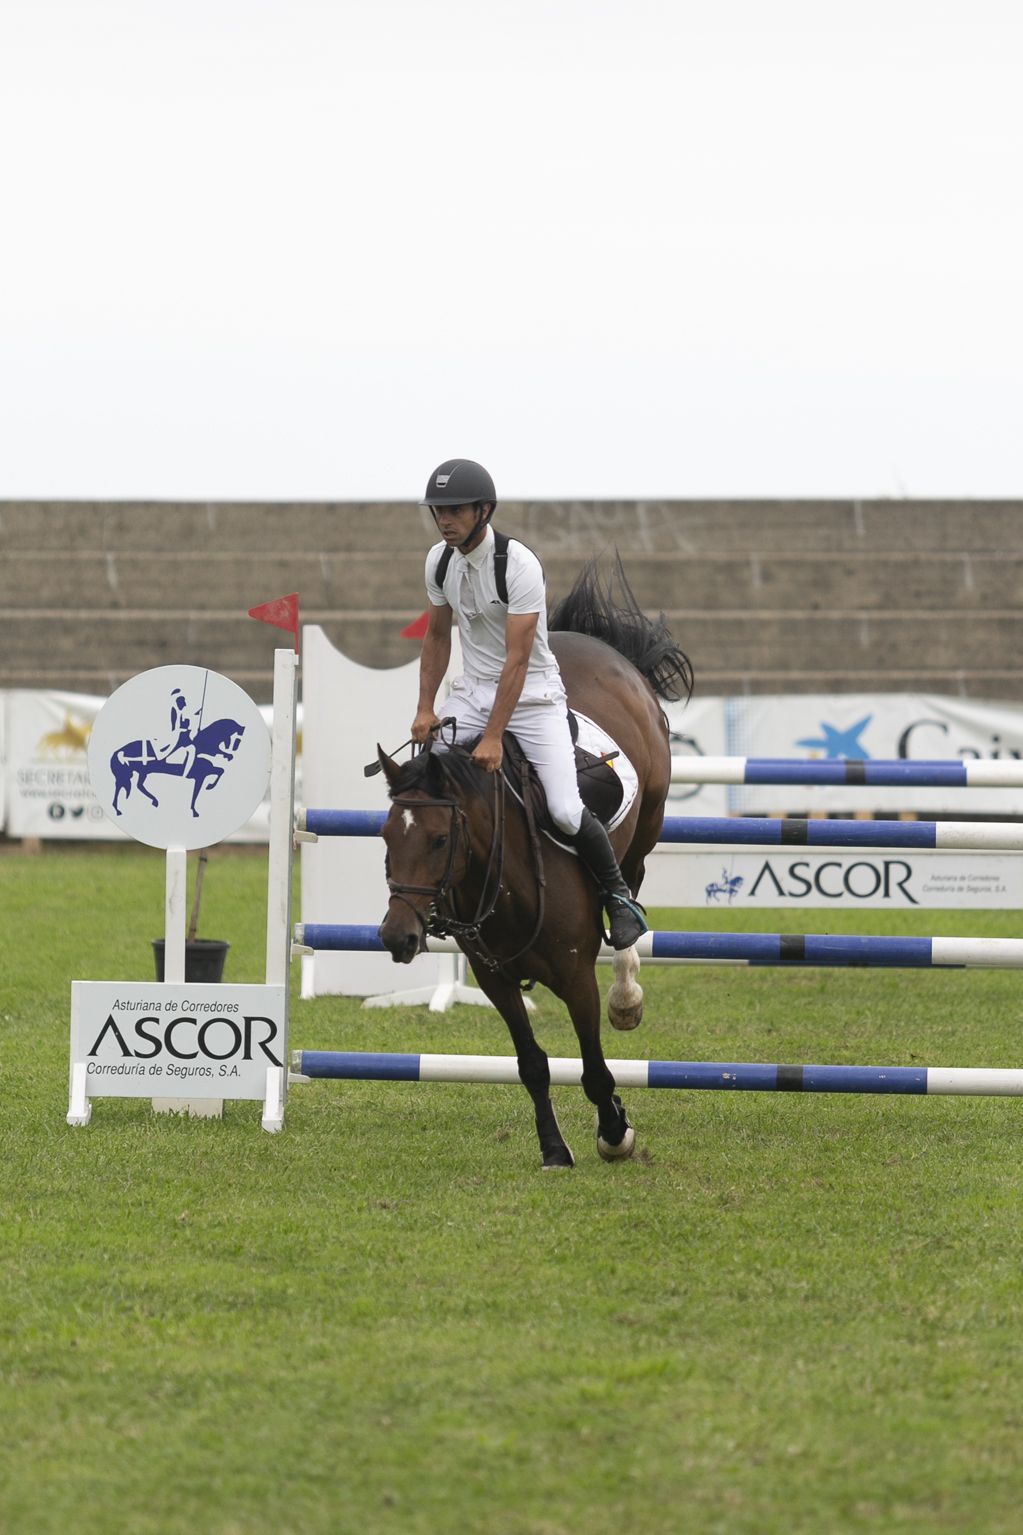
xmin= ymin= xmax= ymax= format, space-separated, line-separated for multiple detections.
xmin=378 ymin=916 xmax=422 ymax=966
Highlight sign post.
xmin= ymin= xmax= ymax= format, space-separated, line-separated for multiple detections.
xmin=70 ymin=633 xmax=299 ymax=1133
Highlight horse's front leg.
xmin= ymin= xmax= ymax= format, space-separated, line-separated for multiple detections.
xmin=469 ymin=963 xmax=574 ymax=1170
xmin=190 ymin=766 xmax=221 ymax=816
xmin=565 ymin=970 xmax=636 ymax=1162
xmin=607 ymin=944 xmax=643 ymax=1031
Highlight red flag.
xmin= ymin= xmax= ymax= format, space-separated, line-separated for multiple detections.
xmin=400 ymin=610 xmax=430 ymax=639
xmin=248 ymin=593 xmax=300 ymax=652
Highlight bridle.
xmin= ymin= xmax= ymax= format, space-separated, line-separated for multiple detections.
xmin=384 ymin=792 xmax=472 ymax=932
xmin=385 ymin=754 xmax=546 ymax=972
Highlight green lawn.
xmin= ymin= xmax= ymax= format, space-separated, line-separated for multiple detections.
xmin=2 ymin=844 xmax=1023 ymax=1533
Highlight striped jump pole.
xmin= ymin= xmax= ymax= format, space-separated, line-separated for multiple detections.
xmin=656 ymin=817 xmax=1023 ymax=850
xmin=291 ymin=1050 xmax=1023 ymax=1097
xmin=669 ymin=757 xmax=1023 ymax=788
xmin=293 ymin=924 xmax=1023 ymax=969
xmin=297 ymin=808 xmax=1023 ymax=852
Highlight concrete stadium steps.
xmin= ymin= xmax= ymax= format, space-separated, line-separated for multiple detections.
xmin=500 ymin=501 xmax=1023 ymax=555
xmin=0 ymin=502 xmax=436 ymax=554
xmin=6 ymin=609 xmax=1023 ymax=704
xmin=3 ymin=499 xmax=1023 ymax=555
xmin=5 ymin=550 xmax=1023 ymax=615
xmin=2 ymin=499 xmax=1021 ymax=701
xmin=0 ymin=552 xmax=425 ymax=612
xmin=545 ymin=553 xmax=1023 ymax=613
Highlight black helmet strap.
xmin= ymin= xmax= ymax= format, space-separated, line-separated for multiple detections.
xmin=461 ymin=502 xmax=494 ymax=552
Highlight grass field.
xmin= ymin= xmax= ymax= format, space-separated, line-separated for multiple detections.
xmin=3 ymin=843 xmax=1023 ymax=1534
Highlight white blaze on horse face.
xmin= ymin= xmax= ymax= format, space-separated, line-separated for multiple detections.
xmin=402 ymin=807 xmax=416 ymax=833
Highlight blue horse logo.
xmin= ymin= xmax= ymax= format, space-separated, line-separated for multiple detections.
xmin=706 ymin=869 xmax=744 ymax=904
xmin=109 ymin=686 xmax=246 ymax=819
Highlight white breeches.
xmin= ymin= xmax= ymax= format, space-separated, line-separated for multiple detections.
xmin=438 ymin=673 xmax=584 ymax=835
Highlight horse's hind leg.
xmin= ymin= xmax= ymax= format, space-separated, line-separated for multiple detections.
xmin=470 ymin=968 xmax=574 ymax=1170
xmin=136 ymin=771 xmax=160 ymax=808
xmin=565 ymin=971 xmax=636 ymax=1162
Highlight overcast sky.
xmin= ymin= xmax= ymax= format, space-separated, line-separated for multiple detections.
xmin=2 ymin=0 xmax=1021 ymax=501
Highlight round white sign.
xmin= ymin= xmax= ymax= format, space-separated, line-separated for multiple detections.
xmin=87 ymin=666 xmax=272 ymax=850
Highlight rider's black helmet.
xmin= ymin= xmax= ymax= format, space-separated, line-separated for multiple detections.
xmin=420 ymin=459 xmax=497 ymax=510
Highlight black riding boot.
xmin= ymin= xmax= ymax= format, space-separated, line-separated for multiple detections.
xmin=570 ymin=807 xmax=648 ymax=950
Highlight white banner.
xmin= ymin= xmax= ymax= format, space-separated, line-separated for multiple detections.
xmin=663 ymin=695 xmax=728 ymax=816
xmin=70 ymin=982 xmax=287 ymax=1100
xmin=724 ymin=694 xmax=1023 ymax=815
xmin=641 ymin=846 xmax=1023 ymax=910
xmin=7 ymin=690 xmax=115 ymax=838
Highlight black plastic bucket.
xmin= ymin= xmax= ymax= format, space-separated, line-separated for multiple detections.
xmin=152 ymin=939 xmax=230 ymax=984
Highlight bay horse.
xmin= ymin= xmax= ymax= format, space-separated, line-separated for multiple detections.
xmin=376 ymin=559 xmax=692 ymax=1169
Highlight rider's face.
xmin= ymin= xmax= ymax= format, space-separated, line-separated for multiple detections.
xmin=432 ymin=503 xmax=488 ymax=549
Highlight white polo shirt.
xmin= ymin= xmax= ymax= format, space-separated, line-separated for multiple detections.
xmin=425 ymin=525 xmax=560 ymax=686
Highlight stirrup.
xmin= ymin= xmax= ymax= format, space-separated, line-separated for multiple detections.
xmin=602 ymin=893 xmax=648 ymax=950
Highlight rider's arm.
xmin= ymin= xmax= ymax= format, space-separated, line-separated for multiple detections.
xmin=412 ymin=603 xmax=453 ymax=741
xmin=477 ymin=611 xmax=538 ymax=755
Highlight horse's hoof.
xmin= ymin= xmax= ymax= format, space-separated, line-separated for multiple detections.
xmin=597 ymin=1125 xmax=636 ymax=1161
xmin=542 ymin=1146 xmax=575 ymax=1170
xmin=608 ymin=999 xmax=644 ymax=1032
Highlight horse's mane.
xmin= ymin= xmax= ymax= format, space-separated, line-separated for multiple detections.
xmin=388 ymin=745 xmax=488 ymax=801
xmin=548 ymin=550 xmax=693 ymax=703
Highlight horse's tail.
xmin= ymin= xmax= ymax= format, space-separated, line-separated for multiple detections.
xmin=548 ymin=551 xmax=693 ymax=703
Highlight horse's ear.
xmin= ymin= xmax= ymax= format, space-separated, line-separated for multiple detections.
xmin=377 ymin=746 xmax=401 ymax=788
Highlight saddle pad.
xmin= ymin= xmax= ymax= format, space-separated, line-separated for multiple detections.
xmin=571 ymin=711 xmax=639 ymax=833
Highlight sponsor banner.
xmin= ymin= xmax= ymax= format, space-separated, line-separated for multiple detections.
xmin=7 ymin=690 xmax=116 ymax=838
xmin=3 ymin=689 xmax=301 ymax=841
xmin=641 ymin=846 xmax=1023 ymax=910
xmin=70 ymin=982 xmax=287 ymax=1100
xmin=663 ymin=696 xmax=727 ymax=815
xmin=726 ymin=694 xmax=1023 ymax=814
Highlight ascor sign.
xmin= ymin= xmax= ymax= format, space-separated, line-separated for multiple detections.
xmin=70 ymin=983 xmax=287 ymax=1105
xmin=640 ymin=847 xmax=1022 ymax=910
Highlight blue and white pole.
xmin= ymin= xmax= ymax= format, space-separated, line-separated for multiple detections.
xmin=296 ymin=808 xmax=1023 ymax=853
xmin=293 ymin=923 xmax=1023 ymax=970
xmin=669 ymin=757 xmax=1023 ymax=789
xmin=291 ymin=1051 xmax=1023 ymax=1097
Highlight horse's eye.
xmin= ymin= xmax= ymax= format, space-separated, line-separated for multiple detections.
xmin=431 ymin=834 xmax=448 ymax=851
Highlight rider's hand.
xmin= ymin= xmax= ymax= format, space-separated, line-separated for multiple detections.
xmin=411 ymin=709 xmax=441 ymax=744
xmin=472 ymin=734 xmax=504 ymax=774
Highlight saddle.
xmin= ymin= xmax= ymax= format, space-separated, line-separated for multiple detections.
xmin=496 ymin=712 xmax=625 ymax=833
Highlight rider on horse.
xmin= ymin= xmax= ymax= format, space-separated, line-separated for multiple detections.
xmin=411 ymin=457 xmax=648 ymax=951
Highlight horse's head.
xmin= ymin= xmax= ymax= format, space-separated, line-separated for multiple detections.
xmin=376 ymin=745 xmax=471 ymax=964
xmin=199 ymin=719 xmax=245 ymax=757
